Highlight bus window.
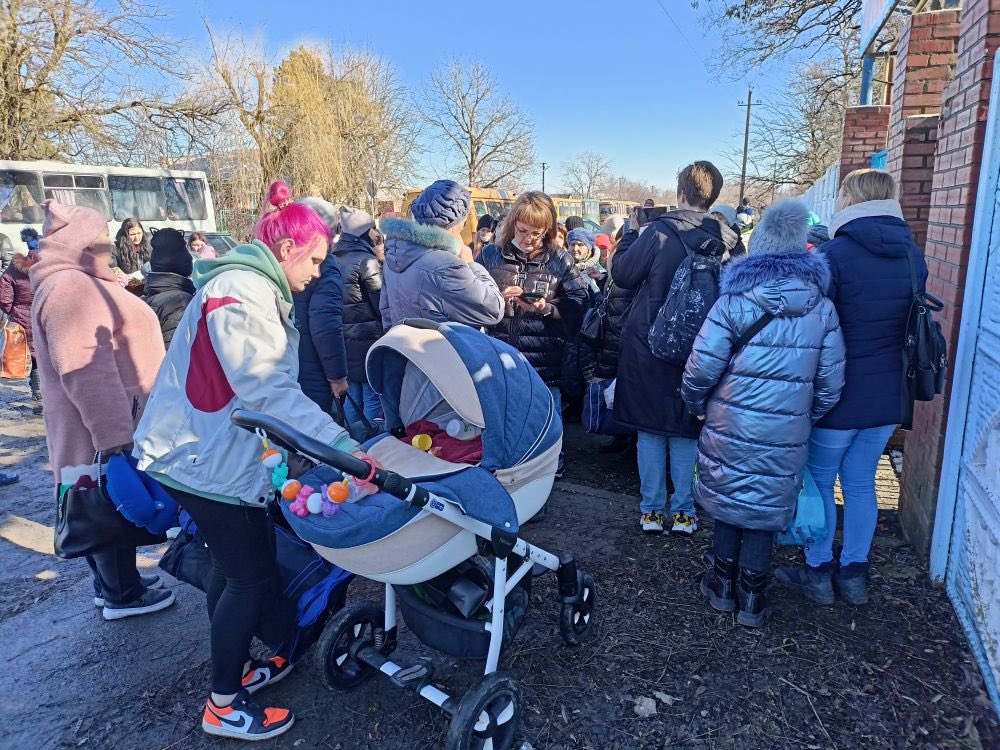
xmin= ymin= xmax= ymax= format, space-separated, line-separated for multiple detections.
xmin=0 ymin=170 xmax=44 ymax=223
xmin=473 ymin=200 xmax=488 ymax=217
xmin=164 ymin=178 xmax=208 ymax=221
xmin=109 ymin=175 xmax=165 ymax=221
xmin=486 ymin=200 xmax=504 ymax=216
xmin=41 ymin=173 xmax=112 ymax=218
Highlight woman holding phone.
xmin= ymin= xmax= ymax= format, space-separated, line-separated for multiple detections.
xmin=479 ymin=192 xmax=589 ymax=477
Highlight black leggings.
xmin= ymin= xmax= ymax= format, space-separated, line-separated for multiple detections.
xmin=712 ymin=519 xmax=774 ymax=572
xmin=168 ymin=488 xmax=293 ymax=694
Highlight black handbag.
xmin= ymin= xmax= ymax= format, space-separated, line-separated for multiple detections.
xmin=158 ymin=514 xmax=213 ymax=592
xmin=54 ymin=451 xmax=166 ymax=560
xmin=334 ymin=392 xmax=384 ymax=444
xmin=901 ymin=251 xmax=947 ymax=428
xmin=579 ymin=304 xmax=605 ymax=349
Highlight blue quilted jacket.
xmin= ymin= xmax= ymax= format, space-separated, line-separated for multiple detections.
xmin=681 ymin=251 xmax=846 ymax=531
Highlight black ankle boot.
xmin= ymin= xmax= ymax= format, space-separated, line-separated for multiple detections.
xmin=737 ymin=568 xmax=771 ymax=628
xmin=700 ymin=555 xmax=737 ymax=612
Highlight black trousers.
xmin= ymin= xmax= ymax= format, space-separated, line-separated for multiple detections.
xmin=712 ymin=519 xmax=774 ymax=572
xmin=87 ymin=547 xmax=142 ymax=604
xmin=167 ymin=488 xmax=293 ymax=694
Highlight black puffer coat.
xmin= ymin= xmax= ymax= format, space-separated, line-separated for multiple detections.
xmin=143 ymin=272 xmax=195 ymax=349
xmin=611 ymin=210 xmax=739 ymax=437
xmin=479 ymin=242 xmax=589 ymax=385
xmin=594 ymin=229 xmax=639 ymax=380
xmin=333 ymin=233 xmax=383 ymax=383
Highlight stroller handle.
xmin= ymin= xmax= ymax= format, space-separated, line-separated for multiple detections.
xmin=230 ymin=409 xmax=430 ymax=508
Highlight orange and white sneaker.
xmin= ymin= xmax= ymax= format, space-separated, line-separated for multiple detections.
xmin=242 ymin=655 xmax=293 ymax=695
xmin=202 ymin=690 xmax=294 ymax=741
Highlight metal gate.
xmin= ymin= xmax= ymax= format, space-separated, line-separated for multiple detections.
xmin=931 ymin=54 xmax=1000 ymax=717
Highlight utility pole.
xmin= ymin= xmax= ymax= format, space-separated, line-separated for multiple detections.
xmin=541 ymin=162 xmax=548 ymax=192
xmin=618 ymin=177 xmax=624 ymax=200
xmin=738 ymin=88 xmax=762 ymax=206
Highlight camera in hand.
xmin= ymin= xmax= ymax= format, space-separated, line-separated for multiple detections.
xmin=519 ymin=280 xmax=550 ymax=302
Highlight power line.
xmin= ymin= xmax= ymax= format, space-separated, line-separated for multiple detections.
xmin=654 ymin=0 xmax=707 ymax=70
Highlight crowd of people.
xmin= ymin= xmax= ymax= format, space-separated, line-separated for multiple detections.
xmin=0 ymin=159 xmax=927 ymax=741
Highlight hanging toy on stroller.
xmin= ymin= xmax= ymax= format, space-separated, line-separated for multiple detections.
xmin=232 ymin=319 xmax=596 ymax=750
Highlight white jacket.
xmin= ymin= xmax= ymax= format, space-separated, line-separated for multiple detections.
xmin=134 ymin=242 xmax=355 ymax=505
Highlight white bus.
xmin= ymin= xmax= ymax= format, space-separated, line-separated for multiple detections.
xmin=0 ymin=160 xmax=217 ymax=259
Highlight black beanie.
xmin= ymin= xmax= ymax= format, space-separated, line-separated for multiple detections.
xmin=150 ymin=228 xmax=193 ymax=276
xmin=477 ymin=214 xmax=497 ymax=232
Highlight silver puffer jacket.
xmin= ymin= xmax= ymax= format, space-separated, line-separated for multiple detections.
xmin=681 ymin=251 xmax=846 ymax=531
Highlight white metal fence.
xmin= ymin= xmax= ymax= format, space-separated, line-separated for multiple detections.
xmin=800 ymin=163 xmax=840 ymax=225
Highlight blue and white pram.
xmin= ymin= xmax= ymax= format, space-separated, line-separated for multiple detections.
xmin=232 ymin=319 xmax=596 ymax=750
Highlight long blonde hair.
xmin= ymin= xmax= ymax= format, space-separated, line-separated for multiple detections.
xmin=498 ymin=192 xmax=558 ymax=248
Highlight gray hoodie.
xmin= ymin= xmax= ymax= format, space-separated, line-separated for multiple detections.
xmin=379 ymin=218 xmax=504 ymax=329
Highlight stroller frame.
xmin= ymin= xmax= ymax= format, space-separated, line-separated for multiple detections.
xmin=232 ymin=409 xmax=595 ymax=750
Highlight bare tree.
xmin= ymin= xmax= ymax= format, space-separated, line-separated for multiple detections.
xmin=416 ymin=60 xmax=535 ymax=188
xmin=1 ymin=0 xmax=224 ymax=161
xmin=562 ymin=152 xmax=613 ymax=198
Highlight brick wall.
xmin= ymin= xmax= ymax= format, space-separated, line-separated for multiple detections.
xmin=887 ymin=10 xmax=961 ymax=250
xmin=839 ymin=106 xmax=891 ymax=179
xmin=900 ymin=0 xmax=1000 ymax=557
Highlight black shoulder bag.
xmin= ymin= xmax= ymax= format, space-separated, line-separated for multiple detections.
xmin=901 ymin=251 xmax=947 ymax=427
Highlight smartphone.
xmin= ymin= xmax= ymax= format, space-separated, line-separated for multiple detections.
xmin=637 ymin=205 xmax=671 ymax=226
xmin=519 ymin=291 xmax=545 ymax=302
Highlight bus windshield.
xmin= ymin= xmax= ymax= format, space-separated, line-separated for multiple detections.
xmin=42 ymin=173 xmax=112 ymax=218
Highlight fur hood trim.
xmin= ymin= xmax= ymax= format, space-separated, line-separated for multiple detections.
xmin=10 ymin=253 xmax=39 ymax=273
xmin=722 ymin=250 xmax=831 ymax=295
xmin=382 ymin=218 xmax=463 ymax=255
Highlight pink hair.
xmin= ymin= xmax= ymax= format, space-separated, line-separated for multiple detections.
xmin=254 ymin=182 xmax=331 ymax=261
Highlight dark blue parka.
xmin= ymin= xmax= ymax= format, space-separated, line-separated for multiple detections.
xmin=817 ymin=200 xmax=928 ymax=430
xmin=294 ymin=253 xmax=348 ymax=414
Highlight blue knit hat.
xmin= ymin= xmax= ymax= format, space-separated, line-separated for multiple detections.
xmin=410 ymin=180 xmax=471 ymax=228
xmin=747 ymin=199 xmax=810 ymax=255
xmin=566 ymin=228 xmax=595 ymax=249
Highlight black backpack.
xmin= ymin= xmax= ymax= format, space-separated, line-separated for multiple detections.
xmin=901 ymin=251 xmax=947 ymax=426
xmin=648 ymin=230 xmax=723 ymax=365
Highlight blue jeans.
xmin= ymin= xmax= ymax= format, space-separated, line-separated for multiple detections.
xmin=804 ymin=424 xmax=897 ymax=567
xmin=713 ymin=520 xmax=774 ymax=572
xmin=636 ymin=432 xmax=698 ymax=516
xmin=345 ymin=381 xmax=383 ymax=424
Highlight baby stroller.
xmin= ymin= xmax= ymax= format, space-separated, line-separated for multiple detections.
xmin=232 ymin=319 xmax=596 ymax=750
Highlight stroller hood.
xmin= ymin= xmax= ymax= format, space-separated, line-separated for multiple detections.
xmin=367 ymin=320 xmax=562 ymax=472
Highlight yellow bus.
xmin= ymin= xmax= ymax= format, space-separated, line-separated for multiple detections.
xmin=400 ymin=187 xmax=516 ymax=245
xmin=599 ymin=200 xmax=640 ymax=222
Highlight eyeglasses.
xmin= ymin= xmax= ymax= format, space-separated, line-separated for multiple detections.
xmin=514 ymin=225 xmax=546 ymax=241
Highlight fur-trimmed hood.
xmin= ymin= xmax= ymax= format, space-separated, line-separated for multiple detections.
xmin=722 ymin=250 xmax=832 ymax=317
xmin=382 ymin=217 xmax=463 ymax=273
xmin=9 ymin=252 xmax=39 ymax=274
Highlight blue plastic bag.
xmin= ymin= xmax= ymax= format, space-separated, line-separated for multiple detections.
xmin=777 ymin=467 xmax=827 ymax=546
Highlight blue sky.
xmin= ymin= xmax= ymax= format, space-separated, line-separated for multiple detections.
xmin=165 ymin=0 xmax=786 ymax=191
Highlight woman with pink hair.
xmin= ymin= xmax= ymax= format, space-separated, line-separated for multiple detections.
xmin=135 ymin=182 xmax=372 ymax=742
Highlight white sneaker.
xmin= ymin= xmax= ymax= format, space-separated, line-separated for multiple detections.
xmin=671 ymin=513 xmax=699 ymax=535
xmin=640 ymin=512 xmax=665 ymax=533
xmin=102 ymin=588 xmax=175 ymax=621
xmin=94 ymin=574 xmax=163 ymax=607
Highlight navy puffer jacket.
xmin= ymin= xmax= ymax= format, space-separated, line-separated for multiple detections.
xmin=479 ymin=242 xmax=589 ymax=385
xmin=294 ymin=254 xmax=348 ymax=414
xmin=333 ymin=233 xmax=383 ymax=383
xmin=593 ymin=230 xmax=638 ymax=380
xmin=682 ymin=251 xmax=846 ymax=531
xmin=816 ymin=200 xmax=927 ymax=430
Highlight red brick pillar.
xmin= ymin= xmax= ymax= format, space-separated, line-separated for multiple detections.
xmin=887 ymin=10 xmax=961 ymax=250
xmin=899 ymin=0 xmax=1000 ymax=557
xmin=839 ymin=106 xmax=891 ymax=179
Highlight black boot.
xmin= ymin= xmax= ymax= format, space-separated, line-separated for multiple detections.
xmin=736 ymin=568 xmax=771 ymax=628
xmin=700 ymin=555 xmax=737 ymax=612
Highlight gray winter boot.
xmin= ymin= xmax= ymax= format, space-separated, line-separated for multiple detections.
xmin=775 ymin=561 xmax=835 ymax=605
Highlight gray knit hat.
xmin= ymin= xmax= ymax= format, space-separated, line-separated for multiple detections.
xmin=410 ymin=180 xmax=470 ymax=228
xmin=747 ymin=199 xmax=810 ymax=255
xmin=297 ymin=196 xmax=340 ymax=233
xmin=339 ymin=206 xmax=376 ymax=238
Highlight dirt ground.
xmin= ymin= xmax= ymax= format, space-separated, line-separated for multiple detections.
xmin=1 ymin=382 xmax=998 ymax=750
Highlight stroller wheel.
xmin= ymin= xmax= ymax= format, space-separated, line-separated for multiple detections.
xmin=445 ymin=672 xmax=521 ymax=750
xmin=316 ymin=601 xmax=384 ymax=691
xmin=559 ymin=571 xmax=596 ymax=646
